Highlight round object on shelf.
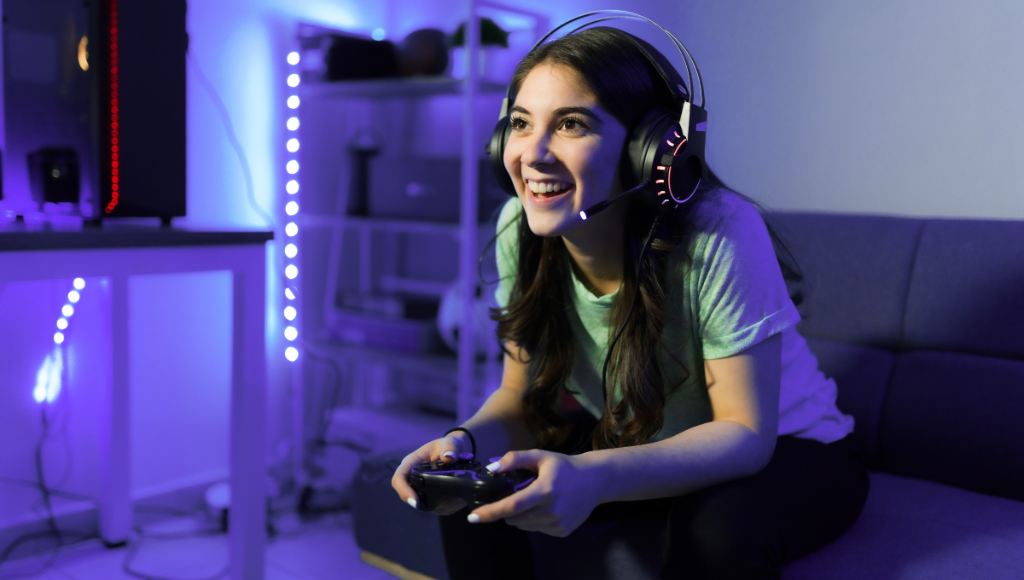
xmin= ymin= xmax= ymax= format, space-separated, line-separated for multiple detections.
xmin=437 ymin=282 xmax=498 ymax=356
xmin=399 ymin=28 xmax=449 ymax=77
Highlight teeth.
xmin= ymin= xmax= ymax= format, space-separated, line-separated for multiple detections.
xmin=527 ymin=180 xmax=572 ymax=195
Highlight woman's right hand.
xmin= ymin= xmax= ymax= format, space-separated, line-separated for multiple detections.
xmin=391 ymin=431 xmax=475 ymax=515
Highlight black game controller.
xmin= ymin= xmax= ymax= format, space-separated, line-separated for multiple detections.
xmin=408 ymin=459 xmax=536 ymax=513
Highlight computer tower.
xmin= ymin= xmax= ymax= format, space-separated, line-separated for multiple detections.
xmin=2 ymin=0 xmax=187 ymax=222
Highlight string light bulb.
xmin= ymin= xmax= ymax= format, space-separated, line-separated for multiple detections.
xmin=282 ymin=48 xmax=303 ymax=364
xmin=36 ymin=279 xmax=86 ymax=404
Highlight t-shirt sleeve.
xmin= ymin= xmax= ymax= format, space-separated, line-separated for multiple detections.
xmin=494 ymin=197 xmax=522 ymax=308
xmin=694 ymin=197 xmax=800 ymax=359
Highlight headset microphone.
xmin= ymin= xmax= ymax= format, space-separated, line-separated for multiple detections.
xmin=579 ymin=182 xmax=647 ymax=221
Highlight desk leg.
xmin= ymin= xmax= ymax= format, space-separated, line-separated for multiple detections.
xmin=98 ymin=275 xmax=132 ymax=545
xmin=229 ymin=259 xmax=266 ymax=580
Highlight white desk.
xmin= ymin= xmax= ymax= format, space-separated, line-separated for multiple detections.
xmin=0 ymin=226 xmax=273 ymax=580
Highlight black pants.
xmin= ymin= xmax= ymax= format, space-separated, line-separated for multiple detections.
xmin=440 ymin=434 xmax=869 ymax=580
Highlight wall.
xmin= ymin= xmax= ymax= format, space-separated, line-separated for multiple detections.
xmin=608 ymin=0 xmax=1024 ymax=219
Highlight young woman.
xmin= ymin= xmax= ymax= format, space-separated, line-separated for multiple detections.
xmin=391 ymin=25 xmax=868 ymax=580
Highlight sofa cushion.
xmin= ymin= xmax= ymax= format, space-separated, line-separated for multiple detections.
xmin=765 ymin=212 xmax=922 ymax=348
xmin=880 ymin=351 xmax=1024 ymax=501
xmin=805 ymin=337 xmax=895 ymax=466
xmin=784 ymin=472 xmax=1024 ymax=580
xmin=903 ymin=219 xmax=1024 ymax=359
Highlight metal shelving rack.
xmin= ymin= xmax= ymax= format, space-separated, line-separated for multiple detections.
xmin=293 ymin=1 xmax=548 ymax=428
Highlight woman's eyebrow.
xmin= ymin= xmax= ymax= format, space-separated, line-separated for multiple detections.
xmin=509 ymin=105 xmax=603 ymax=125
xmin=553 ymin=106 xmax=600 ymax=121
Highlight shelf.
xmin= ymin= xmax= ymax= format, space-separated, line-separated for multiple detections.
xmin=306 ymin=339 xmax=500 ymax=383
xmin=300 ymin=214 xmax=500 ymax=237
xmin=378 ymin=275 xmax=451 ymax=297
xmin=339 ymin=216 xmax=462 ymax=236
xmin=310 ymin=339 xmax=456 ymax=379
xmin=300 ymin=77 xmax=507 ymax=99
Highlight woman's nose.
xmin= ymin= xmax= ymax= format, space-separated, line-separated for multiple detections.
xmin=521 ymin=132 xmax=555 ymax=167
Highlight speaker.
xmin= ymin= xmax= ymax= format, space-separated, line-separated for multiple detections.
xmin=2 ymin=0 xmax=95 ymax=214
xmin=28 ymin=147 xmax=80 ymax=205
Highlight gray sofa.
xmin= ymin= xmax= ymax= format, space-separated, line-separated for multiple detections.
xmin=352 ymin=211 xmax=1024 ymax=579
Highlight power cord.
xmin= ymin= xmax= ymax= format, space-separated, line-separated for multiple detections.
xmin=295 ymin=343 xmax=356 ymax=515
xmin=599 ymin=212 xmax=664 ymax=410
xmin=0 ymin=404 xmax=96 ymax=580
xmin=300 ymin=343 xmax=348 ymax=448
xmin=185 ymin=42 xmax=274 ymax=228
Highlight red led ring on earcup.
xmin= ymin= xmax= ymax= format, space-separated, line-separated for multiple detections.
xmin=627 ymin=111 xmax=704 ymax=210
xmin=627 ymin=111 xmax=698 ymax=210
xmin=656 ymin=123 xmax=703 ymax=207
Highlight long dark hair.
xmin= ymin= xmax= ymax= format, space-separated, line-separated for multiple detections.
xmin=494 ymin=27 xmax=699 ymax=450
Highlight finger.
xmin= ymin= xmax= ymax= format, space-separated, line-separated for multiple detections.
xmin=505 ymin=508 xmax=559 ymax=535
xmin=393 ymin=443 xmax=441 ymax=507
xmin=486 ymin=449 xmax=544 ymax=474
xmin=504 ymin=506 xmax=552 ymax=528
xmin=438 ymin=436 xmax=471 ymax=463
xmin=469 ymin=485 xmax=543 ymax=524
xmin=391 ymin=453 xmax=422 ymax=507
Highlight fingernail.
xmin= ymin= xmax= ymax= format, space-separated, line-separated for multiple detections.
xmin=488 ymin=456 xmax=502 ymax=463
xmin=485 ymin=461 xmax=501 ymax=473
xmin=441 ymin=451 xmax=455 ymax=460
xmin=458 ymin=452 xmax=474 ymax=460
xmin=407 ymin=498 xmax=418 ymax=509
xmin=467 ymin=513 xmax=481 ymax=524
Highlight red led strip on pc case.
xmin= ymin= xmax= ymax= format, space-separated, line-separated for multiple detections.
xmin=104 ymin=0 xmax=120 ymax=214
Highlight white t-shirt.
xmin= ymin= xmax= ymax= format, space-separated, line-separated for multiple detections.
xmin=495 ymin=189 xmax=854 ymax=444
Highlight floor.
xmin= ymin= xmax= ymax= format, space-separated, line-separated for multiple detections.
xmin=0 ymin=510 xmax=396 ymax=580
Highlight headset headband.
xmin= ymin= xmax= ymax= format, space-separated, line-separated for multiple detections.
xmin=499 ymin=10 xmax=706 ymax=127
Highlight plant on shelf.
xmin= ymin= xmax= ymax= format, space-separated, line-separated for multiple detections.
xmin=450 ymin=17 xmax=510 ymax=48
xmin=449 ymin=17 xmax=513 ymax=82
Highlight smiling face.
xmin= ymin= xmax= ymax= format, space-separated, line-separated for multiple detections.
xmin=503 ymin=63 xmax=628 ymax=238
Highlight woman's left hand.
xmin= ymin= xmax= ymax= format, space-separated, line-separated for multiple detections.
xmin=467 ymin=449 xmax=601 ymax=537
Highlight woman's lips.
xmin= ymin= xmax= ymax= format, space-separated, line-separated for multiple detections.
xmin=526 ymin=186 xmax=573 ymax=207
xmin=525 ymin=179 xmax=574 ymax=206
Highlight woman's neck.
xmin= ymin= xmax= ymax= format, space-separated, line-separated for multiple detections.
xmin=561 ymin=205 xmax=625 ymax=297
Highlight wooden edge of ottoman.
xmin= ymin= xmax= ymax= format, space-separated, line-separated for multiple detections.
xmin=360 ymin=550 xmax=439 ymax=580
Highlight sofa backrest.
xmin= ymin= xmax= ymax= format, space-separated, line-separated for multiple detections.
xmin=766 ymin=212 xmax=1024 ymax=502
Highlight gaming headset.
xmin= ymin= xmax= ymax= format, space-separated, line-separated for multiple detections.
xmin=487 ymin=10 xmax=708 ymax=220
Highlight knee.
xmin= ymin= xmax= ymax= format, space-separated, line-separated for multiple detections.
xmin=662 ymin=493 xmax=781 ymax=580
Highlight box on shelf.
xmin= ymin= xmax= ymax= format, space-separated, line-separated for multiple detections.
xmin=368 ymin=156 xmax=507 ymax=223
xmin=329 ymin=306 xmax=443 ymax=354
xmin=336 ymin=292 xmax=439 ymax=319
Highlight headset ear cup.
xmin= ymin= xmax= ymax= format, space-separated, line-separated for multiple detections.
xmin=625 ymin=111 xmax=667 ymax=188
xmin=625 ymin=111 xmax=685 ymax=209
xmin=624 ymin=108 xmax=707 ymax=210
xmin=667 ymin=104 xmax=708 ymax=205
xmin=672 ymin=155 xmax=704 ymax=202
xmin=488 ymin=117 xmax=516 ymax=196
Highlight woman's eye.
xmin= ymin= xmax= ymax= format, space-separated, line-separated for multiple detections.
xmin=560 ymin=116 xmax=588 ymax=133
xmin=509 ymin=117 xmax=528 ymax=130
